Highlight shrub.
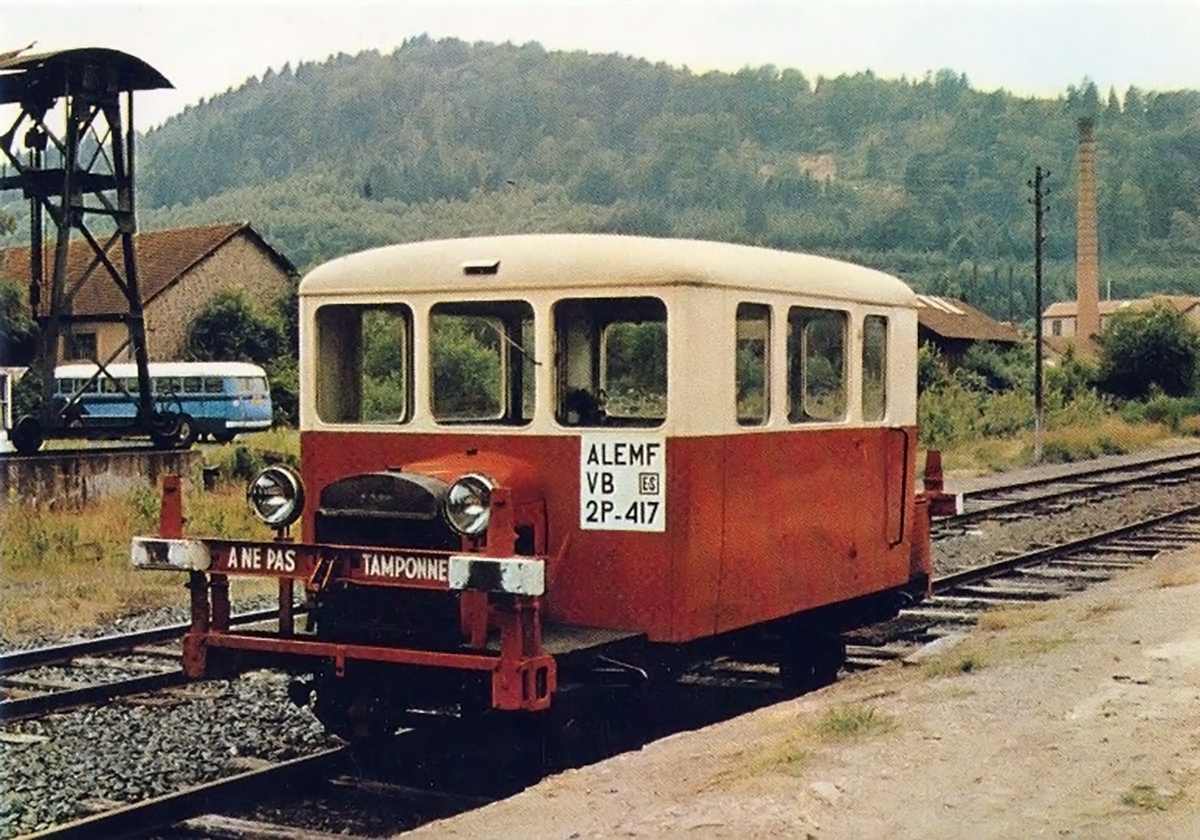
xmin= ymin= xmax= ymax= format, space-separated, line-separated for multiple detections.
xmin=1097 ymin=303 xmax=1200 ymax=399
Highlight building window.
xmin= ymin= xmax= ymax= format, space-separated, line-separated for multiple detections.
xmin=63 ymin=332 xmax=97 ymax=361
xmin=1051 ymin=319 xmax=1063 ymax=337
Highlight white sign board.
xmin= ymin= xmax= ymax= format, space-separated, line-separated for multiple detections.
xmin=579 ymin=434 xmax=666 ymax=532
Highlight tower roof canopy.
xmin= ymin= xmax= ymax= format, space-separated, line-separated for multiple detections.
xmin=0 ymin=47 xmax=172 ymax=105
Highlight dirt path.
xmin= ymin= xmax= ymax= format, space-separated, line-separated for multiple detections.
xmin=404 ymin=546 xmax=1200 ymax=839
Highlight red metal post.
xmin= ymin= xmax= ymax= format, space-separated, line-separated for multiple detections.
xmin=162 ymin=476 xmax=209 ymax=678
xmin=159 ymin=475 xmax=183 ymax=539
xmin=922 ymin=450 xmax=960 ymax=517
xmin=210 ymin=574 xmax=230 ymax=633
xmin=278 ymin=579 xmax=294 ymax=638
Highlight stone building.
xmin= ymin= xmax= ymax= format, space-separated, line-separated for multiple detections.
xmin=1041 ymin=295 xmax=1200 ymax=341
xmin=0 ymin=221 xmax=297 ymax=364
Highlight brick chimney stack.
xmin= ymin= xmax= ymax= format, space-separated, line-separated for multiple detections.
xmin=1076 ymin=117 xmax=1101 ymax=342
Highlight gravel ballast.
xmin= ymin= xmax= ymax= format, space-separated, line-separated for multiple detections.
xmin=2 ymin=451 xmax=1198 ymax=837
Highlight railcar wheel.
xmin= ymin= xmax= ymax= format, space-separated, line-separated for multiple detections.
xmin=212 ymin=430 xmax=236 ymax=444
xmin=311 ymin=677 xmax=399 ymax=744
xmin=779 ymin=634 xmax=846 ymax=692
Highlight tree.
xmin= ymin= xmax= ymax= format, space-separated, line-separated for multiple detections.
xmin=0 ymin=276 xmax=38 ymax=366
xmin=1096 ymin=303 xmax=1200 ymax=399
xmin=186 ymin=288 xmax=283 ymax=364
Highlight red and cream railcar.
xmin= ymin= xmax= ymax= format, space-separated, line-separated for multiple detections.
xmin=133 ymin=234 xmax=941 ymax=738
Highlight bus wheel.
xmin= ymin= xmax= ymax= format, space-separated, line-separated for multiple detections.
xmin=173 ymin=414 xmax=198 ymax=449
xmin=213 ymin=430 xmax=236 ymax=444
xmin=11 ymin=415 xmax=43 ymax=455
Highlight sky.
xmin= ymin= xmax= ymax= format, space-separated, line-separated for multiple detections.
xmin=5 ymin=1 xmax=1200 ymax=131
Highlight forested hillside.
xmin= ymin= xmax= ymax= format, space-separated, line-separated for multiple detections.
xmin=8 ymin=35 xmax=1200 ymax=323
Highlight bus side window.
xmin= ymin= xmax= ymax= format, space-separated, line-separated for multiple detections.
xmin=183 ymin=377 xmax=203 ymax=394
xmin=204 ymin=377 xmax=224 ymax=394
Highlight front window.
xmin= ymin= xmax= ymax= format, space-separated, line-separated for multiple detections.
xmin=315 ymin=304 xmax=412 ymax=424
xmin=788 ymin=307 xmax=847 ymax=423
xmin=430 ymin=300 xmax=535 ymax=425
xmin=555 ymin=296 xmax=667 ymax=427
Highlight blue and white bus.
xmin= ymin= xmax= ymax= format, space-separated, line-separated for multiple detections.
xmin=54 ymin=361 xmax=273 ymax=446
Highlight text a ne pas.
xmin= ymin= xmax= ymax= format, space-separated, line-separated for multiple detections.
xmin=220 ymin=545 xmax=449 ymax=582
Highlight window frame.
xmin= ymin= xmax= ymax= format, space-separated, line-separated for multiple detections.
xmin=787 ymin=305 xmax=849 ymax=424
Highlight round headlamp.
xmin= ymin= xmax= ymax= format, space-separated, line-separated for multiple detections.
xmin=444 ymin=473 xmax=494 ymax=537
xmin=247 ymin=464 xmax=305 ymax=529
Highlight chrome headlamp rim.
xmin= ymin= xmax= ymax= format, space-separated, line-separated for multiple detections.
xmin=444 ymin=472 xmax=495 ymax=537
xmin=247 ymin=464 xmax=305 ymax=529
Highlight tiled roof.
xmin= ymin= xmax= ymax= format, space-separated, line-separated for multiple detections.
xmin=915 ymin=295 xmax=1021 ymax=343
xmin=0 ymin=222 xmax=295 ymax=317
xmin=1043 ymin=295 xmax=1200 ymax=319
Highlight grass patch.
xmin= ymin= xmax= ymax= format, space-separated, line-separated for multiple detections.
xmin=199 ymin=428 xmax=300 ymax=486
xmin=923 ymin=653 xmax=988 ymax=678
xmin=1120 ymin=783 xmax=1179 ymax=812
xmin=1155 ymin=569 xmax=1200 ymax=589
xmin=977 ymin=605 xmax=1049 ymax=631
xmin=1082 ymin=598 xmax=1126 ymax=618
xmin=743 ymin=742 xmax=818 ymax=777
xmin=922 ymin=417 xmax=1175 ymax=477
xmin=813 ymin=704 xmax=899 ymax=740
xmin=0 ymin=483 xmax=279 ymax=642
xmin=737 ymin=703 xmax=899 ymax=779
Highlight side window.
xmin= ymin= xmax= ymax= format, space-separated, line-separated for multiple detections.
xmin=204 ymin=377 xmax=225 ymax=394
xmin=736 ymin=303 xmax=770 ymax=426
xmin=862 ymin=315 xmax=888 ymax=421
xmin=554 ymin=296 xmax=667 ymax=427
xmin=315 ymin=304 xmax=412 ymax=424
xmin=787 ymin=307 xmax=847 ymax=423
xmin=430 ymin=300 xmax=535 ymax=425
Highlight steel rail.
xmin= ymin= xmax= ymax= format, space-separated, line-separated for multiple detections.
xmin=19 ymin=746 xmax=349 ymax=840
xmin=0 ymin=606 xmax=294 ymax=673
xmin=955 ymin=450 xmax=1200 ymax=500
xmin=933 ymin=503 xmax=1200 ymax=594
xmin=941 ymin=459 xmax=1200 ymax=529
xmin=0 ymin=670 xmax=189 ymax=721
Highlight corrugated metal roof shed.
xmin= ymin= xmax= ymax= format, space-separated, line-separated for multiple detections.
xmin=915 ymin=295 xmax=1021 ymax=344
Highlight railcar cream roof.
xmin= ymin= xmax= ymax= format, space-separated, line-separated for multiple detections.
xmin=301 ymin=235 xmax=916 ymax=307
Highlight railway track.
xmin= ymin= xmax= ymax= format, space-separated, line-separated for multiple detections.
xmin=7 ymin=456 xmax=1200 ymax=838
xmin=19 ymin=747 xmax=349 ymax=840
xmin=0 ymin=607 xmax=288 ymax=722
xmin=846 ymin=503 xmax=1200 ymax=669
xmin=935 ymin=448 xmax=1200 ymax=535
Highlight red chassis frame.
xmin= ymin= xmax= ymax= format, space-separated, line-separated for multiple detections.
xmin=136 ymin=476 xmax=555 ymax=713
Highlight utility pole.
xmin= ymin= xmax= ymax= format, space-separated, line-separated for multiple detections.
xmin=1029 ymin=166 xmax=1049 ymax=462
